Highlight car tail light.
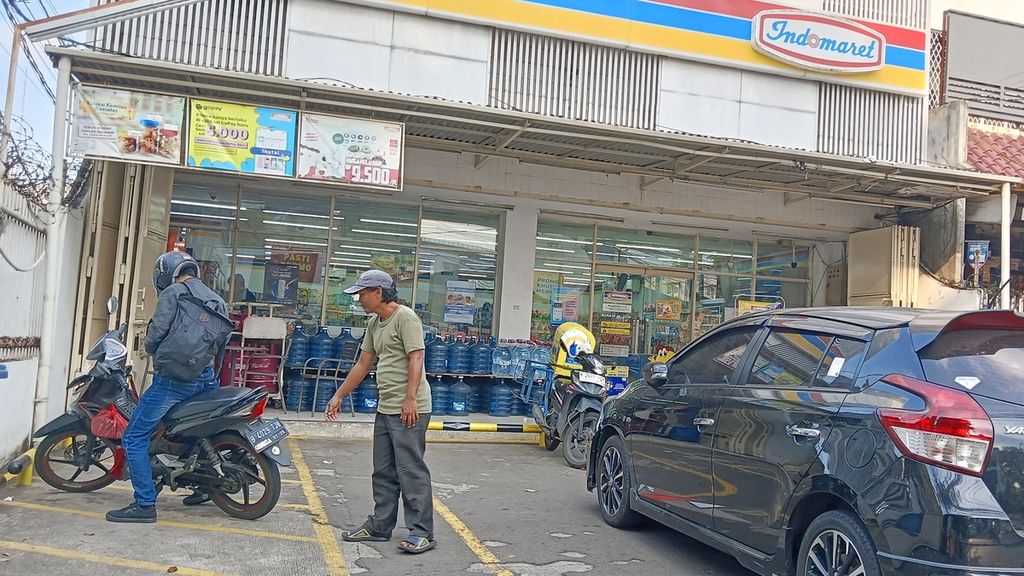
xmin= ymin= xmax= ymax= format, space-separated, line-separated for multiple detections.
xmin=877 ymin=374 xmax=993 ymax=477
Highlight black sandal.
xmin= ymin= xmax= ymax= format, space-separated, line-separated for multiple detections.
xmin=341 ymin=527 xmax=391 ymax=542
xmin=397 ymin=535 xmax=436 ymax=554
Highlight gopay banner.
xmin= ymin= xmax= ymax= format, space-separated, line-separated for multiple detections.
xmin=69 ymin=86 xmax=185 ymax=164
xmin=298 ymin=113 xmax=404 ymax=190
xmin=187 ymin=99 xmax=296 ymax=177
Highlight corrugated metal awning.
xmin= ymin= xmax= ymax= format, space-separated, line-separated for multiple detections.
xmin=48 ymin=46 xmax=1020 ymax=209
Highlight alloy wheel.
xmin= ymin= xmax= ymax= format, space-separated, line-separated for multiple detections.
xmin=805 ymin=529 xmax=866 ymax=576
xmin=599 ymin=445 xmax=625 ymax=517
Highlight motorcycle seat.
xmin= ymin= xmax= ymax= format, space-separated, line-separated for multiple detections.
xmin=164 ymin=387 xmax=263 ymax=423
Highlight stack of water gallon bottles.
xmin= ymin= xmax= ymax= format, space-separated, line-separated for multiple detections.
xmin=282 ymin=324 xmax=378 ymax=414
xmin=426 ymin=332 xmax=548 ymax=418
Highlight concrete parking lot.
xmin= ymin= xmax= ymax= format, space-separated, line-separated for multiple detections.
xmin=0 ymin=437 xmax=752 ymax=576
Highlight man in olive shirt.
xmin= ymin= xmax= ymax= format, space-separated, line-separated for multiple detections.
xmin=326 ymin=270 xmax=435 ymax=554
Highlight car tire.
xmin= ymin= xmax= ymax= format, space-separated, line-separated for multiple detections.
xmin=596 ymin=435 xmax=644 ymax=529
xmin=796 ymin=510 xmax=882 ymax=576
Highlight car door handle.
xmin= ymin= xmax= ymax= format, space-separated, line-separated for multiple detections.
xmin=693 ymin=418 xmax=715 ymax=427
xmin=787 ymin=426 xmax=821 ymax=439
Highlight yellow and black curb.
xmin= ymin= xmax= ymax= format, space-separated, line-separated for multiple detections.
xmin=427 ymin=421 xmax=541 ymax=434
xmin=0 ymin=447 xmax=35 ymax=489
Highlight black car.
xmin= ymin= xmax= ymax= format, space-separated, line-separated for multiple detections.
xmin=586 ymin=307 xmax=1024 ymax=576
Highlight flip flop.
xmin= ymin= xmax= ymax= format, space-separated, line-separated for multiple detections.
xmin=397 ymin=535 xmax=437 ymax=554
xmin=341 ymin=527 xmax=391 ymax=542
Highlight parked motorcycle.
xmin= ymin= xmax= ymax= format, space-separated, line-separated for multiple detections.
xmin=528 ymin=323 xmax=610 ymax=469
xmin=32 ymin=297 xmax=291 ymax=520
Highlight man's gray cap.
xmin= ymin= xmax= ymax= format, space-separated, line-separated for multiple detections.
xmin=343 ymin=269 xmax=395 ymax=294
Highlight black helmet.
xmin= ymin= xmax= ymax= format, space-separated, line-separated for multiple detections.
xmin=153 ymin=251 xmax=199 ymax=293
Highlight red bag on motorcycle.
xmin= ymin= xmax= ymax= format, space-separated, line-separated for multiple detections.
xmin=91 ymin=404 xmax=129 ymax=439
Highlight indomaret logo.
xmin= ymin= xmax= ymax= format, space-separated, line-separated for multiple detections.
xmin=752 ymin=10 xmax=886 ymax=73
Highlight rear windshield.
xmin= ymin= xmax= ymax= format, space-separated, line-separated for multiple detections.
xmin=920 ymin=329 xmax=1024 ymax=400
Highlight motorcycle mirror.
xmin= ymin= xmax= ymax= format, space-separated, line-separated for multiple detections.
xmin=106 ymin=296 xmax=119 ymax=316
xmin=643 ymin=362 xmax=668 ymax=386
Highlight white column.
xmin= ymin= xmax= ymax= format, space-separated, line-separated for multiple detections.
xmin=1001 ymin=182 xmax=1012 ymax=309
xmin=497 ymin=205 xmax=538 ymax=340
xmin=33 ymin=56 xmax=71 ymax=433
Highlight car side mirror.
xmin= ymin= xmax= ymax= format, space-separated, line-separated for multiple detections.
xmin=106 ymin=297 xmax=120 ymax=316
xmin=643 ymin=362 xmax=668 ymax=387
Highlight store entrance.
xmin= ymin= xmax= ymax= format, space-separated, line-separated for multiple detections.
xmin=592 ymin=265 xmax=694 ymax=364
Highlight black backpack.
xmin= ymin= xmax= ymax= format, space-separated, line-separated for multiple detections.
xmin=153 ymin=279 xmax=234 ymax=382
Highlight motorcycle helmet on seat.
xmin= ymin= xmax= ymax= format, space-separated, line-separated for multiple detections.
xmin=153 ymin=251 xmax=200 ymax=293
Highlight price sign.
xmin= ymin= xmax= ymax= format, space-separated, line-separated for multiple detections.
xmin=345 ymin=160 xmax=400 ymax=188
xmin=299 ymin=113 xmax=404 ymax=191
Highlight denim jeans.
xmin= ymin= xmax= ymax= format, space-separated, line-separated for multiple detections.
xmin=122 ymin=366 xmax=218 ymax=507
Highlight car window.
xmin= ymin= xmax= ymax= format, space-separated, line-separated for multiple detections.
xmin=668 ymin=327 xmax=759 ymax=385
xmin=747 ymin=330 xmax=832 ymax=387
xmin=920 ymin=329 xmax=1024 ymax=400
xmin=813 ymin=337 xmax=868 ymax=389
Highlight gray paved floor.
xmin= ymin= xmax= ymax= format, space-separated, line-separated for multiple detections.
xmin=0 ymin=437 xmax=753 ymax=576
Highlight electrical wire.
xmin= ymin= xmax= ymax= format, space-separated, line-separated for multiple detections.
xmin=0 ymin=215 xmax=45 ymax=271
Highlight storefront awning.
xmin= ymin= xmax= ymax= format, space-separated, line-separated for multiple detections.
xmin=49 ymin=46 xmax=1020 ymax=209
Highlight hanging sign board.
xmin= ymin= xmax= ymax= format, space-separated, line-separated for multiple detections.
xmin=966 ymin=240 xmax=990 ymax=271
xmin=187 ymin=99 xmax=297 ymax=177
xmin=69 ymin=86 xmax=185 ymax=164
xmin=298 ymin=113 xmax=404 ymax=190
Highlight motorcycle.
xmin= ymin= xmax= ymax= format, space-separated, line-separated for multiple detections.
xmin=32 ymin=297 xmax=291 ymax=520
xmin=532 ymin=350 xmax=610 ymax=469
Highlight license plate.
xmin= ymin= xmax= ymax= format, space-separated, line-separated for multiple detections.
xmin=245 ymin=418 xmax=289 ymax=453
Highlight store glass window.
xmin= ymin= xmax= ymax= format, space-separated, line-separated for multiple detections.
xmin=325 ymin=200 xmax=420 ymax=329
xmin=755 ymin=241 xmax=810 ymax=281
xmin=596 ymin=228 xmax=695 ymax=269
xmin=168 ymin=181 xmax=238 ymax=302
xmin=698 ymin=237 xmax=754 ymax=275
xmin=416 ymin=209 xmax=500 ymax=340
xmin=755 ymin=278 xmax=809 ymax=309
xmin=696 ymin=273 xmax=753 ymax=335
xmin=531 ymin=221 xmax=596 ymax=341
xmin=235 ymin=189 xmax=332 ymax=324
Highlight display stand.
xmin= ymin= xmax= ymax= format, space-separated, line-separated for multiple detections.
xmin=227 ymin=315 xmax=287 ymax=408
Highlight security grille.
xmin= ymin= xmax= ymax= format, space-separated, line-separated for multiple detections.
xmin=929 ymin=29 xmax=947 ymax=107
xmin=95 ymin=0 xmax=288 ymax=77
xmin=818 ymin=84 xmax=925 ymax=164
xmin=488 ymin=29 xmax=661 ymax=130
xmin=821 ymin=0 xmax=926 ymax=28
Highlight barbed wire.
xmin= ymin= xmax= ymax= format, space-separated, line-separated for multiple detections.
xmin=1 ymin=113 xmax=92 ymax=210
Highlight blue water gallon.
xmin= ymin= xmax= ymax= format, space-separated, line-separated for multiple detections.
xmin=425 ymin=333 xmax=448 ymax=374
xmin=430 ymin=376 xmax=450 ymax=416
xmin=447 ymin=336 xmax=471 ymax=375
xmin=283 ymin=376 xmax=308 ymax=411
xmin=491 ymin=340 xmax=512 ymax=378
xmin=489 ymin=379 xmax=513 ymax=417
xmin=313 ymin=381 xmax=338 ymax=413
xmin=448 ymin=376 xmax=471 ymax=416
xmin=357 ymin=375 xmax=379 ymax=413
xmin=335 ymin=328 xmax=360 ymax=368
xmin=310 ymin=327 xmax=335 ymax=368
xmin=471 ymin=337 xmax=493 ymax=375
xmin=468 ymin=380 xmax=486 ymax=413
xmin=286 ymin=325 xmax=311 ymax=367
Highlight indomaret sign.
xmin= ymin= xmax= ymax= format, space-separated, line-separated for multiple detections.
xmin=752 ymin=10 xmax=886 ymax=73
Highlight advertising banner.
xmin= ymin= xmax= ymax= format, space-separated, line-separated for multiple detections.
xmin=298 ymin=113 xmax=404 ymax=190
xmin=263 ymin=263 xmax=299 ymax=303
xmin=655 ymin=299 xmax=683 ymax=321
xmin=188 ymin=99 xmax=297 ymax=176
xmin=69 ymin=86 xmax=185 ymax=164
xmin=737 ymin=299 xmax=782 ymax=316
xmin=550 ymin=287 xmax=580 ymax=326
xmin=444 ymin=280 xmax=477 ymax=324
xmin=269 ymin=252 xmax=320 ymax=284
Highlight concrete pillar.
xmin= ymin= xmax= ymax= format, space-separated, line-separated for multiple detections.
xmin=1001 ymin=182 xmax=1012 ymax=309
xmin=497 ymin=205 xmax=538 ymax=339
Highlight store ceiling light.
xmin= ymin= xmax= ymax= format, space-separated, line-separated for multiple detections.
xmin=658 ymin=257 xmax=695 ymax=264
xmin=264 ymin=237 xmax=327 ymax=247
xmin=230 ymin=253 xmax=257 ymax=259
xmin=334 ymin=251 xmax=369 ymax=258
xmin=536 ymin=236 xmax=592 ymax=246
xmin=264 ymin=220 xmax=331 ymax=230
xmin=353 ymin=228 xmax=418 ymax=238
xmin=263 ymin=209 xmax=331 ymax=219
xmin=536 ymin=246 xmax=575 ymax=254
xmin=701 ymin=251 xmax=753 ymax=259
xmin=459 ymin=273 xmax=490 ymax=279
xmin=360 ymin=218 xmax=417 ymax=227
xmin=614 ymin=243 xmax=680 ymax=253
xmin=337 ymin=244 xmax=400 ymax=253
xmin=541 ymin=262 xmax=591 ymax=270
xmin=171 ymin=199 xmax=244 ymax=211
xmin=331 ymin=258 xmax=371 ymax=265
xmin=170 ymin=211 xmax=247 ymax=222
xmin=534 ymin=268 xmax=563 ymax=274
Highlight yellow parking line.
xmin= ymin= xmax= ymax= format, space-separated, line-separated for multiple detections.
xmin=281 ymin=478 xmax=303 ymax=484
xmin=281 ymin=503 xmax=313 ymax=511
xmin=1 ymin=501 xmax=318 ymax=544
xmin=434 ymin=497 xmax=514 ymax=576
xmin=0 ymin=539 xmax=232 ymax=576
xmin=289 ymin=438 xmax=349 ymax=576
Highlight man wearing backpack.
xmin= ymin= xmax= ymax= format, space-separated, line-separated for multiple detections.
xmin=106 ymin=251 xmax=231 ymax=523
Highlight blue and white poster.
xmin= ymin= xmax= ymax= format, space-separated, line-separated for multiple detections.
xmin=444 ymin=280 xmax=477 ymax=324
xmin=187 ymin=99 xmax=297 ymax=177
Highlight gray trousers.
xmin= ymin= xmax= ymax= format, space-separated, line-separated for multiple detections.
xmin=364 ymin=412 xmax=434 ymax=539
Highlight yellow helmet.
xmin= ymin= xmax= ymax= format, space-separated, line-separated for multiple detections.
xmin=549 ymin=322 xmax=596 ymax=377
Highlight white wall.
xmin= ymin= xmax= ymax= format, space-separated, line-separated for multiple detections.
xmin=287 ymin=0 xmax=491 ymax=104
xmin=658 ymin=59 xmax=820 ymax=150
xmin=497 ymin=206 xmax=538 ymax=340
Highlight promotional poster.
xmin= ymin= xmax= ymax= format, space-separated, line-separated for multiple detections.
xmin=188 ymin=99 xmax=297 ymax=176
xmin=298 ymin=113 xmax=404 ymax=190
xmin=69 ymin=86 xmax=185 ymax=164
